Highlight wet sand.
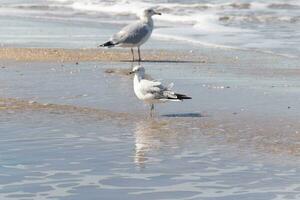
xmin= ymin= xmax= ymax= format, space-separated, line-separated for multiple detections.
xmin=1 ymin=47 xmax=300 ymax=199
xmin=0 ymin=48 xmax=205 ymax=63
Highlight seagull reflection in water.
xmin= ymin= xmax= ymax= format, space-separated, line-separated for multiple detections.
xmin=133 ymin=119 xmax=175 ymax=168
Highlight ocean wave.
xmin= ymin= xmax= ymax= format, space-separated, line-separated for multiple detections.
xmin=49 ymin=0 xmax=258 ymax=32
xmin=2 ymin=0 xmax=299 ymax=57
xmin=152 ymin=32 xmax=246 ymax=50
xmin=193 ymin=14 xmax=251 ymax=33
xmin=219 ymin=14 xmax=300 ymax=24
xmin=268 ymin=3 xmax=300 ymax=10
xmin=63 ymin=0 xmax=151 ymax=17
xmin=48 ymin=0 xmax=299 ymax=13
xmin=11 ymin=4 xmax=53 ymax=10
xmin=152 ymin=32 xmax=297 ymax=58
xmin=46 ymin=0 xmax=300 ymax=25
xmin=46 ymin=0 xmax=252 ymax=16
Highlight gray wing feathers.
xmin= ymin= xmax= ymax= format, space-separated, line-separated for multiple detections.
xmin=140 ymin=80 xmax=177 ymax=100
xmin=140 ymin=80 xmax=162 ymax=93
xmin=112 ymin=22 xmax=150 ymax=44
xmin=162 ymin=90 xmax=177 ymax=99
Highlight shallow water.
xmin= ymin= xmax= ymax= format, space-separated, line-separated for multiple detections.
xmin=1 ymin=60 xmax=300 ymax=199
xmin=1 ymin=102 xmax=300 ymax=200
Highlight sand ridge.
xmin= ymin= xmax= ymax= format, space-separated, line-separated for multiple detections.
xmin=0 ymin=48 xmax=206 ymax=63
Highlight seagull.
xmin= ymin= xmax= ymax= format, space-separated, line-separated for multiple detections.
xmin=130 ymin=65 xmax=191 ymax=116
xmin=99 ymin=8 xmax=161 ymax=62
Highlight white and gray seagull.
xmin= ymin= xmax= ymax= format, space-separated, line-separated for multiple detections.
xmin=99 ymin=8 xmax=161 ymax=62
xmin=130 ymin=65 xmax=191 ymax=117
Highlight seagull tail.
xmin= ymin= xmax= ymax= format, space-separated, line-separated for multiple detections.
xmin=98 ymin=41 xmax=116 ymax=48
xmin=174 ymin=93 xmax=192 ymax=100
xmin=165 ymin=92 xmax=192 ymax=101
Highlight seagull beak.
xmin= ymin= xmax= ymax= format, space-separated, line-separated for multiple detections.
xmin=129 ymin=71 xmax=134 ymax=74
xmin=154 ymin=11 xmax=162 ymax=15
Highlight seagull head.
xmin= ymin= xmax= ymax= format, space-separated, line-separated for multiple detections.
xmin=143 ymin=8 xmax=162 ymax=18
xmin=130 ymin=65 xmax=145 ymax=75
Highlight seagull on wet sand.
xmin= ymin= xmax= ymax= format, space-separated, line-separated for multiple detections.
xmin=130 ymin=65 xmax=191 ymax=117
xmin=99 ymin=8 xmax=161 ymax=62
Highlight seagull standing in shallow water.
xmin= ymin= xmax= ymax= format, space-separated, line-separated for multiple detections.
xmin=99 ymin=8 xmax=161 ymax=62
xmin=130 ymin=65 xmax=192 ymax=117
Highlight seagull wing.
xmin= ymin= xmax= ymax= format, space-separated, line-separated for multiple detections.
xmin=138 ymin=78 xmax=191 ymax=101
xmin=139 ymin=79 xmax=178 ymax=100
xmin=140 ymin=79 xmax=163 ymax=94
xmin=112 ymin=21 xmax=151 ymax=45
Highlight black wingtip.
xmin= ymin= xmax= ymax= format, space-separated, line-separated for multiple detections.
xmin=180 ymin=96 xmax=192 ymax=100
xmin=98 ymin=41 xmax=115 ymax=48
xmin=175 ymin=93 xmax=192 ymax=100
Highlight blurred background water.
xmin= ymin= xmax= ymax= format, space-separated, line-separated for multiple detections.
xmin=0 ymin=0 xmax=299 ymax=57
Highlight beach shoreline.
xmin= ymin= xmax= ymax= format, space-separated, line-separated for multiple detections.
xmin=0 ymin=46 xmax=300 ymax=159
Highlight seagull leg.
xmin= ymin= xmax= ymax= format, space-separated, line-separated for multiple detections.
xmin=138 ymin=47 xmax=141 ymax=63
xmin=131 ymin=48 xmax=135 ymax=62
xmin=150 ymin=104 xmax=154 ymax=117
